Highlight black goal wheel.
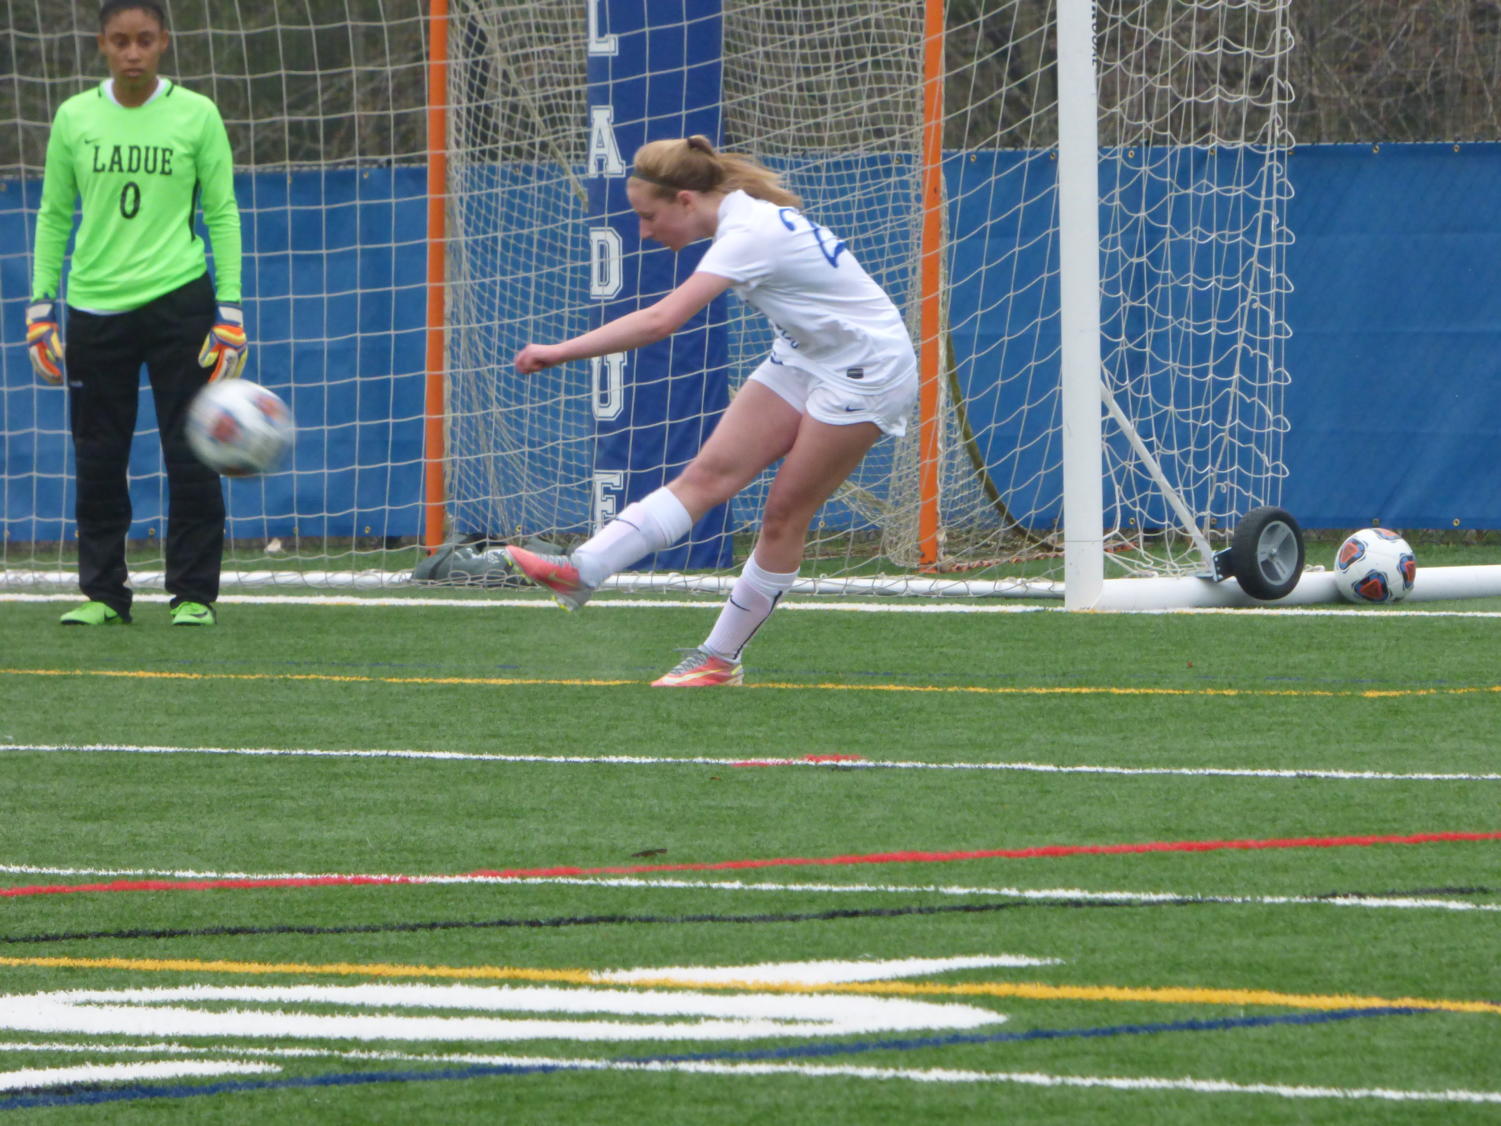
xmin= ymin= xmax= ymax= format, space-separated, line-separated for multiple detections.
xmin=1228 ymin=506 xmax=1305 ymax=600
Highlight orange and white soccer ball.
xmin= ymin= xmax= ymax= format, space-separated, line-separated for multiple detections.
xmin=1334 ymin=527 xmax=1416 ymax=604
xmin=186 ymin=379 xmax=295 ymax=477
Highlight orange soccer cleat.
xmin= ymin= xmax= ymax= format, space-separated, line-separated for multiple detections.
xmin=503 ymin=545 xmax=594 ymax=611
xmin=651 ymin=647 xmax=744 ymax=687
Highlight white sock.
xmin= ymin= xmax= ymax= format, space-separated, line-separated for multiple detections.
xmin=702 ymin=554 xmax=798 ymax=661
xmin=573 ymin=486 xmax=693 ymax=589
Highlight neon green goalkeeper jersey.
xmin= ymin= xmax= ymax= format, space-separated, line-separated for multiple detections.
xmin=31 ymin=79 xmax=242 ymax=310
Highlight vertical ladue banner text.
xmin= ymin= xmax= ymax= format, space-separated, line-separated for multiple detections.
xmin=586 ymin=0 xmax=732 ymax=570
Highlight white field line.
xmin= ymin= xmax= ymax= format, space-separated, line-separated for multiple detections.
xmin=537 ymin=1060 xmax=1501 ymax=1104
xmin=8 ymin=592 xmax=1045 ymax=613
xmin=595 ymin=954 xmax=1062 ymax=983
xmin=0 ymin=1040 xmax=1496 ymax=1104
xmin=4 ymin=743 xmax=1499 ymax=783
xmin=4 ymin=591 xmax=1500 ymax=617
xmin=0 ymin=982 xmax=1003 ymax=1043
xmin=0 ymin=1058 xmax=278 ymax=1091
xmin=0 ymin=862 xmax=1494 ymax=914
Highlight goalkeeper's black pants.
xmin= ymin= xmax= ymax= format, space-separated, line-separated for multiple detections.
xmin=65 ymin=273 xmax=223 ymax=618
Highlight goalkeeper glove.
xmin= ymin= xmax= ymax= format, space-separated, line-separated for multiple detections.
xmin=198 ymin=303 xmax=248 ymax=382
xmin=25 ymin=301 xmax=64 ymax=385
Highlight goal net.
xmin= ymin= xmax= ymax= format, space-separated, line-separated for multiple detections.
xmin=0 ymin=0 xmax=1292 ymax=600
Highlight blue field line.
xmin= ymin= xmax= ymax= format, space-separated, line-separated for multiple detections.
xmin=633 ymin=1006 xmax=1427 ymax=1065
xmin=0 ymin=1006 xmax=1424 ymax=1111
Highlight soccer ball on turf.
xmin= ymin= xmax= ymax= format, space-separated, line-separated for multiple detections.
xmin=186 ymin=379 xmax=294 ymax=477
xmin=1334 ymin=527 xmax=1416 ymax=604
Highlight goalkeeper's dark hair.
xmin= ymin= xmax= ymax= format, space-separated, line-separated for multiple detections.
xmin=631 ymin=136 xmax=801 ymax=209
xmin=100 ymin=1 xmax=168 ymax=31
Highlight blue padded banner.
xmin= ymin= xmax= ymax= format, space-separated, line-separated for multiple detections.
xmin=585 ymin=0 xmax=733 ymax=569
xmin=1280 ymin=143 xmax=1501 ymax=530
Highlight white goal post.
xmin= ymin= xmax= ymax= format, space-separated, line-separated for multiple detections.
xmin=7 ymin=1 xmax=1493 ymax=607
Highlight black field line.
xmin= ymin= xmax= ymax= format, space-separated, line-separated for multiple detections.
xmin=0 ymin=897 xmax=1208 ymax=946
xmin=11 ymin=886 xmax=1495 ymax=947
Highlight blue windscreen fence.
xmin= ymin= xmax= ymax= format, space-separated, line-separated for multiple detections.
xmin=1281 ymin=143 xmax=1501 ymax=529
xmin=3 ymin=143 xmax=1500 ymax=543
xmin=0 ymin=166 xmax=430 ymax=543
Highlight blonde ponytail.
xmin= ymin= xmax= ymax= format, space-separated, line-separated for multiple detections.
xmin=631 ymin=135 xmax=801 ymax=208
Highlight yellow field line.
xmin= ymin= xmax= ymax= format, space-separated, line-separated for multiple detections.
xmin=0 ymin=668 xmax=636 ymax=689
xmin=3 ymin=666 xmax=1496 ymax=699
xmin=793 ymin=978 xmax=1501 ymax=1015
xmin=1 ymin=954 xmax=1496 ymax=1015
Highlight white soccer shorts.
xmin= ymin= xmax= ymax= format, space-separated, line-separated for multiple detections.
xmin=746 ymin=356 xmax=917 ymax=438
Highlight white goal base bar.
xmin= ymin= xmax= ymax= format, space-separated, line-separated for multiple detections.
xmin=7 ymin=566 xmax=1501 ymax=608
xmin=1092 ymin=565 xmax=1501 ymax=611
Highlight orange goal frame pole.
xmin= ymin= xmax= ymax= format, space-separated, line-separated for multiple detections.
xmin=421 ymin=0 xmax=450 ymax=553
xmin=916 ymin=0 xmax=945 ymax=568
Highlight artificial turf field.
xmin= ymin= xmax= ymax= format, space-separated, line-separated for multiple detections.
xmin=0 ymin=587 xmax=1498 ymax=1122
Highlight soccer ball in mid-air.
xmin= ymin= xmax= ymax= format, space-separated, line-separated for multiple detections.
xmin=186 ymin=379 xmax=295 ymax=477
xmin=1334 ymin=527 xmax=1416 ymax=604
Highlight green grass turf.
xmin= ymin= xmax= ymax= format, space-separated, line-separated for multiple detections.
xmin=0 ymin=595 xmax=1498 ymax=1122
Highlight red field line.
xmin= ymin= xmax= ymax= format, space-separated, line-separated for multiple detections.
xmin=4 ymin=831 xmax=1496 ymax=899
xmin=468 ymin=831 xmax=1501 ymax=879
xmin=0 ymin=875 xmax=414 ymax=898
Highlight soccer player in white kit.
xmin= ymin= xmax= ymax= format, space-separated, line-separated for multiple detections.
xmin=509 ymin=135 xmax=918 ymax=686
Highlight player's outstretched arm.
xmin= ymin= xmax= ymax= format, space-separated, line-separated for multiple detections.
xmin=515 ymin=271 xmax=733 ymax=374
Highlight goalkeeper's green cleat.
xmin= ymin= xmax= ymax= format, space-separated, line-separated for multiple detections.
xmin=170 ymin=601 xmax=217 ymax=627
xmin=59 ymin=601 xmax=130 ymax=626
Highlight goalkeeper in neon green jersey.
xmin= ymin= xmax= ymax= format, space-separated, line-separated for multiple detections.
xmin=28 ymin=0 xmax=247 ymax=627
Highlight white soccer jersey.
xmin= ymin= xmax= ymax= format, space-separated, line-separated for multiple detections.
xmin=695 ymin=190 xmax=917 ymax=394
